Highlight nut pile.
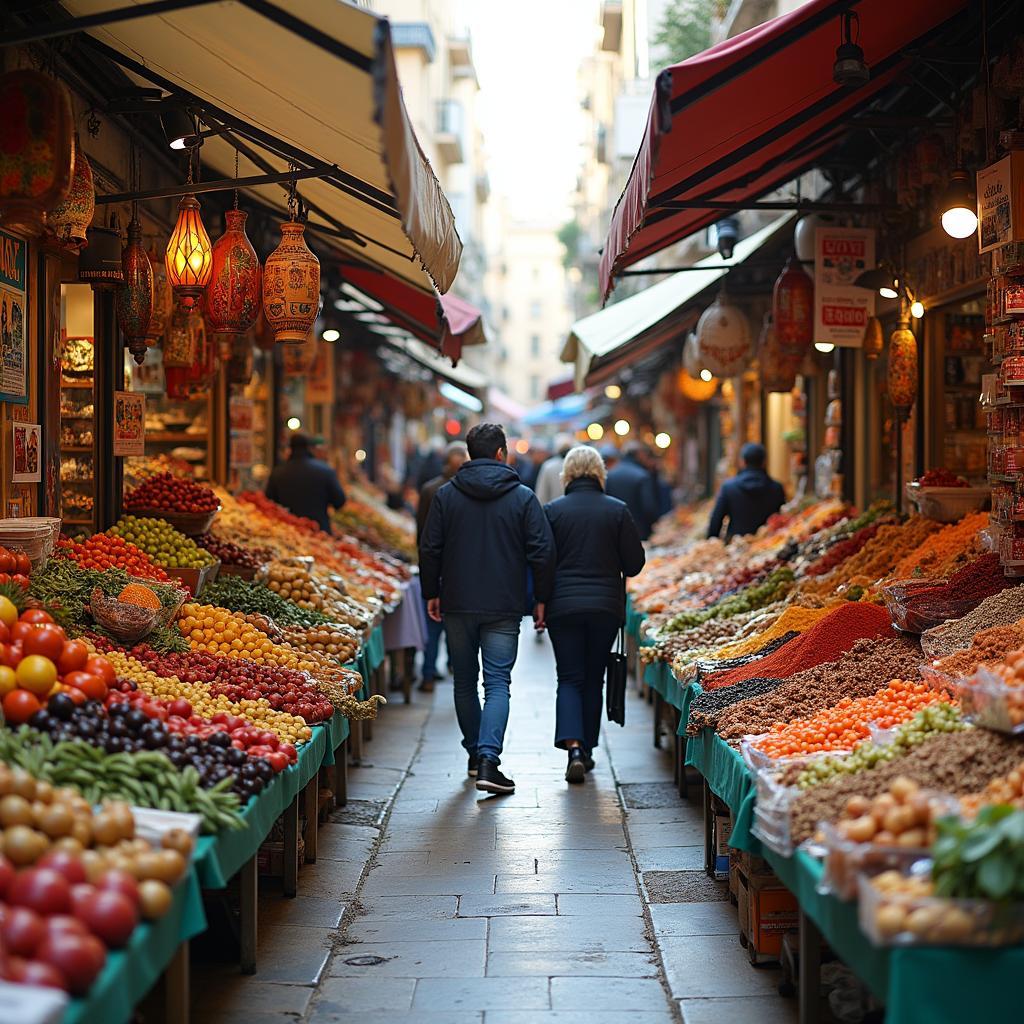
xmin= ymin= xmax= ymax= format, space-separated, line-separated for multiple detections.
xmin=835 ymin=776 xmax=945 ymax=849
xmin=716 ymin=636 xmax=923 ymax=740
xmin=788 ymin=729 xmax=1021 ymax=845
xmin=931 ymin=621 xmax=1024 ymax=679
xmin=961 ymin=760 xmax=1024 ymax=817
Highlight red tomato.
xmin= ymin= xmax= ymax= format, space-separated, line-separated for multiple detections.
xmin=84 ymin=656 xmax=116 ymax=686
xmin=278 ymin=742 xmax=298 ymax=763
xmin=63 ymin=687 xmax=87 ymax=706
xmin=74 ymin=673 xmax=108 ymax=702
xmin=57 ymin=640 xmax=89 ymax=674
xmin=0 ymin=621 xmax=10 ymax=645
xmin=42 ymin=915 xmax=89 ymax=940
xmin=255 ymin=730 xmax=279 ymax=749
xmin=0 ymin=855 xmax=12 ymax=897
xmin=11 ymin=574 xmax=30 ymax=590
xmin=2 ymin=688 xmax=41 ymax=724
xmin=0 ymin=906 xmax=45 ymax=956
xmin=265 ymin=751 xmax=289 ymax=772
xmin=18 ymin=959 xmax=65 ymax=990
xmin=94 ymin=870 xmax=139 ymax=907
xmin=0 ymin=548 xmax=15 ymax=573
xmin=36 ymin=931 xmax=106 ymax=994
xmin=9 ymin=867 xmax=73 ymax=916
xmin=23 ymin=625 xmax=66 ymax=662
xmin=167 ymin=698 xmax=192 ymax=719
xmin=10 ymin=621 xmax=36 ymax=643
xmin=13 ymin=551 xmax=31 ymax=576
xmin=38 ymin=850 xmax=87 ymax=885
xmin=19 ymin=609 xmax=54 ymax=625
xmin=74 ymin=890 xmax=138 ymax=948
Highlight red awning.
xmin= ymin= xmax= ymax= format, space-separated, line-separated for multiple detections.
xmin=341 ymin=263 xmax=486 ymax=363
xmin=599 ymin=0 xmax=966 ymax=300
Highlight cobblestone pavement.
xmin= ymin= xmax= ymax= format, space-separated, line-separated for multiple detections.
xmin=195 ymin=627 xmax=796 ymax=1024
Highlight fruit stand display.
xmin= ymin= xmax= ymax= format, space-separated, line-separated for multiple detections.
xmin=0 ymin=481 xmax=413 ymax=1020
xmin=627 ymin=495 xmax=1024 ymax=1023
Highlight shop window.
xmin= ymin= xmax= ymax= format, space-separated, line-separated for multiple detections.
xmin=530 ymin=334 xmax=540 ymax=357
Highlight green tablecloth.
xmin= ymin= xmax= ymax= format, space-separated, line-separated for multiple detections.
xmin=64 ymin=865 xmax=205 ymax=1024
xmin=365 ymin=624 xmax=386 ymax=672
xmin=320 ymin=711 xmax=350 ymax=768
xmin=625 ymin=594 xmax=645 ymax=640
xmin=686 ymin=727 xmax=1024 ymax=1023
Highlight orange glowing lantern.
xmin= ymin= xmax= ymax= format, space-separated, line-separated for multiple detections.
xmin=773 ymin=256 xmax=814 ymax=358
xmin=165 ymin=194 xmax=212 ymax=309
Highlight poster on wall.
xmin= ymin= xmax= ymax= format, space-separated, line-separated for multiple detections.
xmin=977 ymin=156 xmax=1013 ymax=254
xmin=11 ymin=422 xmax=40 ymax=483
xmin=230 ymin=397 xmax=254 ymax=469
xmin=306 ymin=343 xmax=335 ymax=405
xmin=113 ymin=392 xmax=146 ymax=457
xmin=814 ymin=227 xmax=876 ymax=348
xmin=0 ymin=229 xmax=28 ymax=404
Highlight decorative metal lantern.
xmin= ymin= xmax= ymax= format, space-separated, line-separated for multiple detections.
xmin=773 ymin=255 xmax=814 ymax=358
xmin=863 ymin=316 xmax=884 ymax=360
xmin=162 ymin=307 xmax=197 ymax=367
xmin=165 ymin=194 xmax=212 ymax=309
xmin=116 ymin=215 xmax=154 ymax=365
xmin=206 ymin=209 xmax=261 ymax=334
xmin=0 ymin=69 xmax=74 ymax=236
xmin=696 ymin=291 xmax=751 ymax=377
xmin=758 ymin=313 xmax=797 ymax=393
xmin=78 ymin=214 xmax=124 ymax=287
xmin=146 ymin=245 xmax=173 ymax=345
xmin=887 ymin=320 xmax=918 ymax=410
xmin=47 ymin=133 xmax=94 ymax=249
xmin=262 ymin=220 xmax=320 ymax=343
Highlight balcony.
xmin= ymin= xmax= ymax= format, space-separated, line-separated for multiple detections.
xmin=435 ymin=99 xmax=466 ymax=163
xmin=390 ymin=22 xmax=436 ymax=62
xmin=448 ymin=36 xmax=477 ymax=81
xmin=601 ymin=1 xmax=622 ymax=53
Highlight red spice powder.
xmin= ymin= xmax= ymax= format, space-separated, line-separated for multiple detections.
xmin=702 ymin=601 xmax=892 ymax=690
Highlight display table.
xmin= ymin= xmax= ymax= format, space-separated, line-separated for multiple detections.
xmin=683 ymin=726 xmax=1024 ymax=1024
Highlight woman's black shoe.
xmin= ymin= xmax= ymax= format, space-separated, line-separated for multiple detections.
xmin=583 ymin=751 xmax=595 ymax=772
xmin=476 ymin=758 xmax=515 ymax=794
xmin=565 ymin=747 xmax=586 ymax=784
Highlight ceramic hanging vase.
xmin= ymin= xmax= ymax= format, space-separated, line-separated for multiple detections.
xmin=773 ymin=255 xmax=814 ymax=358
xmin=0 ymin=69 xmax=74 ymax=237
xmin=758 ymin=313 xmax=797 ymax=393
xmin=888 ymin=322 xmax=918 ymax=410
xmin=262 ymin=220 xmax=320 ymax=343
xmin=696 ymin=292 xmax=751 ymax=377
xmin=207 ymin=209 xmax=261 ymax=334
xmin=116 ymin=216 xmax=154 ymax=364
xmin=146 ymin=244 xmax=174 ymax=346
xmin=47 ymin=132 xmax=94 ymax=249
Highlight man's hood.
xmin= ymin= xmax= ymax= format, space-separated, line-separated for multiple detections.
xmin=451 ymin=459 xmax=522 ymax=501
xmin=734 ymin=467 xmax=771 ymax=492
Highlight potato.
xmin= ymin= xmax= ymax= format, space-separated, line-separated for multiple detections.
xmin=875 ymin=903 xmax=907 ymax=938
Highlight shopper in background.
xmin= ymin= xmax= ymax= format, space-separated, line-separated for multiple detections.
xmin=519 ymin=440 xmax=550 ymax=491
xmin=412 ymin=439 xmax=445 ymax=490
xmin=415 ymin=441 xmax=468 ymax=693
xmin=543 ymin=446 xmax=645 ymax=783
xmin=534 ymin=434 xmax=573 ymax=505
xmin=707 ymin=441 xmax=785 ymax=540
xmin=420 ymin=423 xmax=555 ymax=794
xmin=605 ymin=441 xmax=659 ymax=540
xmin=265 ymin=432 xmax=346 ymax=533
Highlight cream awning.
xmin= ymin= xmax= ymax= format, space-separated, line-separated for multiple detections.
xmin=562 ymin=214 xmax=794 ymax=390
xmin=67 ymin=0 xmax=462 ymax=295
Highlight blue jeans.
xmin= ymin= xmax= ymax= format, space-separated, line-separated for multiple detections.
xmin=445 ymin=613 xmax=521 ymax=765
xmin=548 ymin=612 xmax=619 ymax=752
xmin=422 ymin=599 xmax=445 ymax=681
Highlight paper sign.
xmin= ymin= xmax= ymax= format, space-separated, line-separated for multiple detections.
xmin=12 ymin=422 xmax=40 ymax=482
xmin=113 ymin=391 xmax=146 ymax=456
xmin=977 ymin=156 xmax=1013 ymax=254
xmin=0 ymin=228 xmax=28 ymax=403
xmin=814 ymin=226 xmax=876 ymax=348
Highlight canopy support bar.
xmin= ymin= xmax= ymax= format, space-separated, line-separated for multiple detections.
xmin=653 ymin=199 xmax=898 ymax=213
xmin=94 ymin=166 xmax=333 ymax=204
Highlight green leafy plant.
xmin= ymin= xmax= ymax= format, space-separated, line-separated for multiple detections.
xmin=932 ymin=806 xmax=1024 ymax=902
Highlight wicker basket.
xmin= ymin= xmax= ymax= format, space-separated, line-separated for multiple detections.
xmin=128 ymin=506 xmax=220 ymax=537
xmin=87 ymin=587 xmax=162 ymax=644
xmin=0 ymin=517 xmax=61 ymax=568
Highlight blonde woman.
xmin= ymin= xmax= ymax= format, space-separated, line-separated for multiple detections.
xmin=542 ymin=446 xmax=646 ymax=783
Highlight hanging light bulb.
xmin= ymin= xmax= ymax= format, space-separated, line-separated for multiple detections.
xmin=940 ymin=169 xmax=978 ymax=239
xmin=699 ymin=368 xmax=714 ymax=383
xmin=910 ymin=300 xmax=925 ymax=320
xmin=165 ymin=193 xmax=213 ymax=309
xmin=833 ymin=11 xmax=869 ymax=87
xmin=814 ymin=341 xmax=836 ymax=354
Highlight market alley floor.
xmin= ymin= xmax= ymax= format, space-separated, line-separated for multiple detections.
xmin=194 ymin=627 xmax=796 ymax=1024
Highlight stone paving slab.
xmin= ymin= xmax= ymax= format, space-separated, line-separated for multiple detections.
xmin=410 ymin=976 xmax=551 ymax=1011
xmin=485 ymin=949 xmax=659 ymax=978
xmin=486 ymin=913 xmax=650 ymax=952
xmin=550 ymin=976 xmax=673 ymax=1010
xmin=327 ymin=939 xmax=487 ymax=978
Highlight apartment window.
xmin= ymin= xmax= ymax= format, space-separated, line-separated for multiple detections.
xmin=530 ymin=301 xmax=542 ymax=319
xmin=529 ymin=375 xmax=540 ymax=400
xmin=530 ymin=334 xmax=540 ymax=357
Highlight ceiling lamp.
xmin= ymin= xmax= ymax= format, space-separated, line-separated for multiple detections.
xmin=714 ymin=217 xmax=739 ymax=260
xmin=263 ymin=218 xmax=320 ymax=343
xmin=833 ymin=11 xmax=868 ymax=88
xmin=116 ymin=213 xmax=154 ymax=364
xmin=773 ymin=256 xmax=814 ymax=358
xmin=814 ymin=342 xmax=836 ymax=354
xmin=940 ymin=169 xmax=978 ymax=239
xmin=166 ymin=194 xmax=212 ymax=309
xmin=853 ymin=263 xmax=899 ymax=298
xmin=161 ymin=107 xmax=201 ymax=150
xmin=206 ymin=208 xmax=261 ymax=334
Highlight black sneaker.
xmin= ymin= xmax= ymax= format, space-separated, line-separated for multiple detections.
xmin=475 ymin=758 xmax=515 ymax=794
xmin=565 ymin=748 xmax=586 ymax=784
xmin=583 ymin=751 xmax=595 ymax=773
xmin=467 ymin=753 xmax=479 ymax=777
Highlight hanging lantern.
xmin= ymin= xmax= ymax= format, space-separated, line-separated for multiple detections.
xmin=696 ymin=291 xmax=751 ymax=377
xmin=165 ymin=194 xmax=212 ymax=309
xmin=758 ymin=313 xmax=798 ymax=393
xmin=162 ymin=307 xmax=197 ymax=367
xmin=677 ymin=368 xmax=717 ymax=402
xmin=206 ymin=209 xmax=261 ymax=334
xmin=116 ymin=215 xmax=154 ymax=365
xmin=773 ymin=256 xmax=814 ymax=358
xmin=863 ymin=316 xmax=884 ymax=360
xmin=227 ymin=334 xmax=254 ymax=386
xmin=146 ymin=245 xmax=173 ymax=345
xmin=887 ymin=320 xmax=918 ymax=410
xmin=187 ymin=316 xmax=216 ymax=393
xmin=262 ymin=220 xmax=320 ymax=343
xmin=793 ymin=214 xmax=836 ymax=263
xmin=78 ymin=214 xmax=123 ymax=288
xmin=47 ymin=133 xmax=94 ymax=249
xmin=0 ymin=70 xmax=74 ymax=237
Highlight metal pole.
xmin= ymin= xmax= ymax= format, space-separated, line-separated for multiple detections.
xmin=94 ymin=166 xmax=332 ymax=205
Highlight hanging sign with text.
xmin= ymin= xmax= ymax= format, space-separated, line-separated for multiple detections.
xmin=814 ymin=227 xmax=876 ymax=348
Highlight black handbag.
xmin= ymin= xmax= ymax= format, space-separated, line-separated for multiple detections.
xmin=606 ymin=578 xmax=627 ymax=726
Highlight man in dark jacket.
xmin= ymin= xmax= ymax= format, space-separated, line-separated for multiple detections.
xmin=265 ymin=433 xmax=346 ymax=532
xmin=605 ymin=442 xmax=659 ymax=540
xmin=416 ymin=441 xmax=467 ymax=693
xmin=707 ymin=442 xmax=785 ymax=540
xmin=419 ymin=423 xmax=555 ymax=794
